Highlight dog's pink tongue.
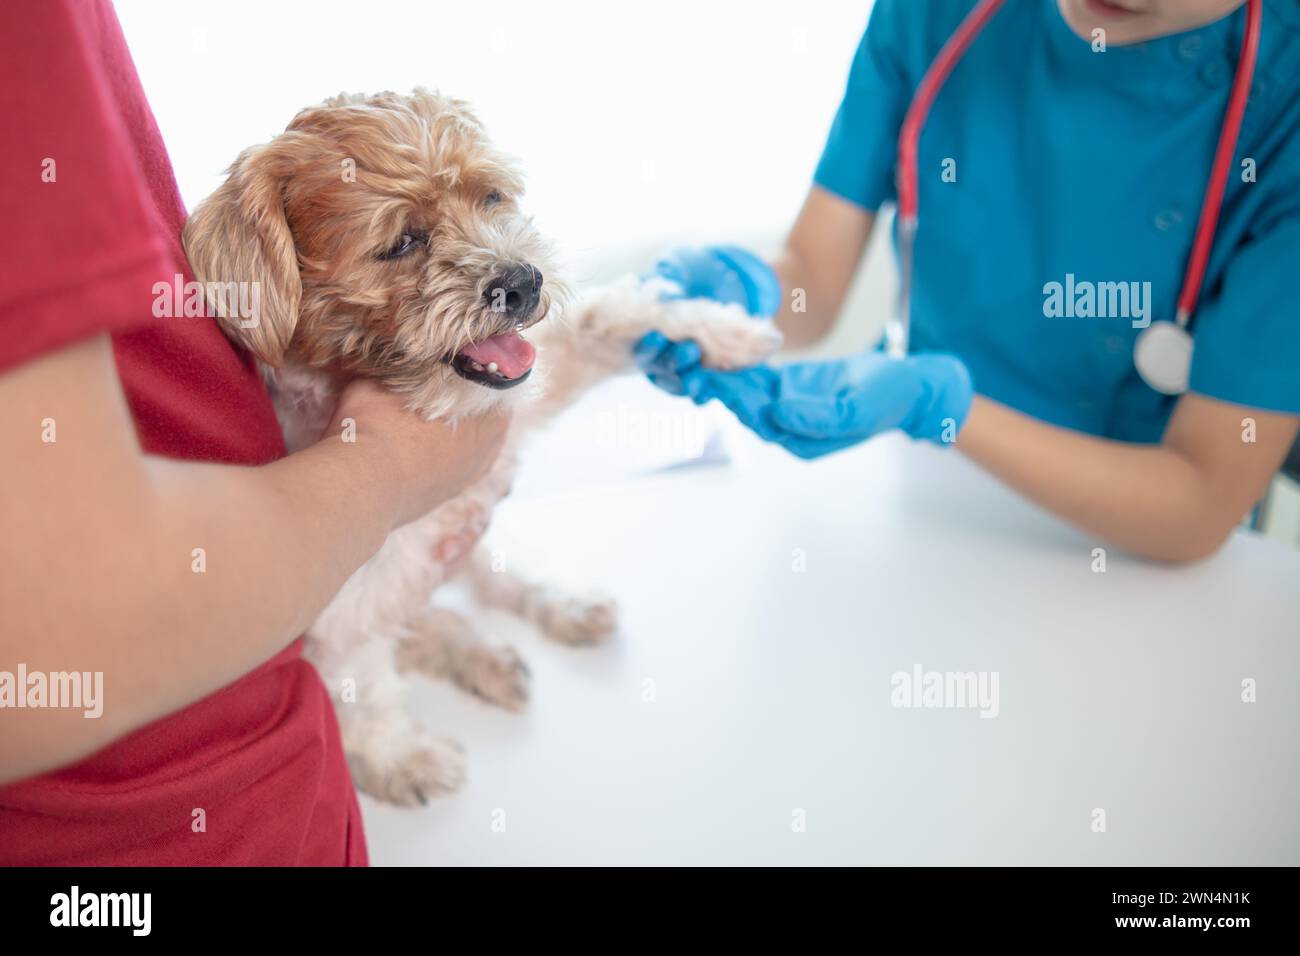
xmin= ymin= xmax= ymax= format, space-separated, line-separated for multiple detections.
xmin=458 ymin=332 xmax=536 ymax=379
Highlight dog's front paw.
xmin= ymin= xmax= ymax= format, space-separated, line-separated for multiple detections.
xmin=349 ymin=734 xmax=466 ymax=806
xmin=541 ymin=592 xmax=618 ymax=645
xmin=459 ymin=643 xmax=531 ymax=711
xmin=673 ymin=299 xmax=784 ymax=370
xmin=568 ymin=276 xmax=783 ymax=371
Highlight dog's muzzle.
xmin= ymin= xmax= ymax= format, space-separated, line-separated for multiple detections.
xmin=451 ymin=340 xmax=534 ymax=389
xmin=452 ymin=265 xmax=547 ymax=389
xmin=482 ymin=264 xmax=543 ymax=322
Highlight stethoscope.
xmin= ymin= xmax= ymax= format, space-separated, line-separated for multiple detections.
xmin=886 ymin=0 xmax=1262 ymax=396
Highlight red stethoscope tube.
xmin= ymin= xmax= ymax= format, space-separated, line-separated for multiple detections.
xmin=897 ymin=0 xmax=1008 ymax=229
xmin=1176 ymin=0 xmax=1261 ymax=325
xmin=892 ymin=0 xmax=1261 ymax=351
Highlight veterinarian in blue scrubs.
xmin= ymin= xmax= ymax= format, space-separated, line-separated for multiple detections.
xmin=637 ymin=0 xmax=1300 ymax=562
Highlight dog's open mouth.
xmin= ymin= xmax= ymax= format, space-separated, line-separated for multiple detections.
xmin=451 ymin=330 xmax=536 ymax=389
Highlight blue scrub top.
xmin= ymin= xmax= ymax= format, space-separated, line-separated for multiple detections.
xmin=815 ymin=0 xmax=1300 ymax=442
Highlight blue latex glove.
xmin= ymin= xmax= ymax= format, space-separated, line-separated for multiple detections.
xmin=634 ymin=333 xmax=973 ymax=458
xmin=644 ymin=245 xmax=782 ymax=318
xmin=634 ymin=333 xmax=708 ymax=398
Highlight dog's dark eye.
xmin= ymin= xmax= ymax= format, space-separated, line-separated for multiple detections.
xmin=484 ymin=190 xmax=503 ymax=208
xmin=378 ymin=232 xmax=426 ymax=261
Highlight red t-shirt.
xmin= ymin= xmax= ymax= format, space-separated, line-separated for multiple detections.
xmin=0 ymin=0 xmax=366 ymax=865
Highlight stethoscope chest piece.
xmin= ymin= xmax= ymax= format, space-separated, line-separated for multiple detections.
xmin=1133 ymin=320 xmax=1194 ymax=396
xmin=892 ymin=0 xmax=1261 ymax=398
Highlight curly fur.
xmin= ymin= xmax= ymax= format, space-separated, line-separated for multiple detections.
xmin=184 ymin=89 xmax=780 ymax=805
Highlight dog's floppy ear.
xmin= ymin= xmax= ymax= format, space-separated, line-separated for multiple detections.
xmin=183 ymin=141 xmax=302 ymax=365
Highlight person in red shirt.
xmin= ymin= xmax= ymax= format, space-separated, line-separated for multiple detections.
xmin=0 ymin=0 xmax=508 ymax=865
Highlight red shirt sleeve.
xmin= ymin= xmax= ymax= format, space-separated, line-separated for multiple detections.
xmin=0 ymin=0 xmax=181 ymax=373
xmin=0 ymin=2 xmax=363 ymax=866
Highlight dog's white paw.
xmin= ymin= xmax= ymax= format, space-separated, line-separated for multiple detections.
xmin=459 ymin=643 xmax=531 ymax=711
xmin=541 ymin=593 xmax=618 ymax=645
xmin=567 ymin=276 xmax=783 ymax=372
xmin=349 ymin=734 xmax=466 ymax=807
xmin=676 ymin=300 xmax=784 ymax=371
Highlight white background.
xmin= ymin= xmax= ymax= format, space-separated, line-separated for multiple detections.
xmin=118 ymin=0 xmax=871 ymax=282
xmin=108 ymin=4 xmax=1300 ymax=865
xmin=113 ymin=0 xmax=1300 ymax=538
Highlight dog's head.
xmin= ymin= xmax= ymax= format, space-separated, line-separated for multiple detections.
xmin=183 ymin=89 xmax=562 ymax=418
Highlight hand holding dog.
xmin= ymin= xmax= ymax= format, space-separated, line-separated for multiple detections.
xmin=330 ymin=379 xmax=512 ymax=530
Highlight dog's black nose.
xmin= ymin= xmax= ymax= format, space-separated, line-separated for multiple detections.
xmin=484 ymin=264 xmax=543 ymax=319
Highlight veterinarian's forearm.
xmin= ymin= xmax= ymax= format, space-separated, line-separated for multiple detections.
xmin=957 ymin=396 xmax=1252 ymax=563
xmin=771 ymin=248 xmax=836 ymax=348
xmin=772 ymin=186 xmax=876 ymax=350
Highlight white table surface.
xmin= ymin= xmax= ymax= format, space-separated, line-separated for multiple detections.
xmin=363 ymin=379 xmax=1300 ymax=866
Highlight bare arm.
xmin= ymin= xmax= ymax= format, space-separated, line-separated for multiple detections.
xmin=737 ymin=185 xmax=1296 ymax=563
xmin=0 ymin=335 xmax=508 ymax=784
xmin=958 ymin=392 xmax=1298 ymax=563
xmin=770 ymin=186 xmax=877 ymax=349
xmin=771 ymin=189 xmax=1293 ymax=561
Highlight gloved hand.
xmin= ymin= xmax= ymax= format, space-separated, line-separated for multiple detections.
xmin=634 ymin=333 xmax=973 ymax=459
xmin=644 ymin=245 xmax=782 ymax=318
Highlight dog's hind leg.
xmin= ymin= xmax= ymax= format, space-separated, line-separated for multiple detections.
xmin=466 ymin=548 xmax=618 ymax=646
xmin=396 ymin=606 xmax=530 ymax=711
xmin=307 ymin=633 xmax=465 ymax=806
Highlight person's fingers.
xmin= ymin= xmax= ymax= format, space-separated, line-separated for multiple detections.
xmin=772 ymin=385 xmax=923 ymax=439
xmin=666 ymin=340 xmax=703 ymax=372
xmin=677 ymin=366 xmax=720 ymax=404
xmin=767 ymin=396 xmax=850 ymax=438
xmin=772 ymin=360 xmax=929 ymax=439
xmin=713 ymin=245 xmax=782 ymax=317
xmin=633 ymin=331 xmax=670 ymax=368
xmin=634 ymin=333 xmax=703 ymax=381
xmin=696 ymin=370 xmax=778 ymax=428
xmin=643 ymin=342 xmax=705 ymax=397
xmin=646 ymin=373 xmax=683 ymax=396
